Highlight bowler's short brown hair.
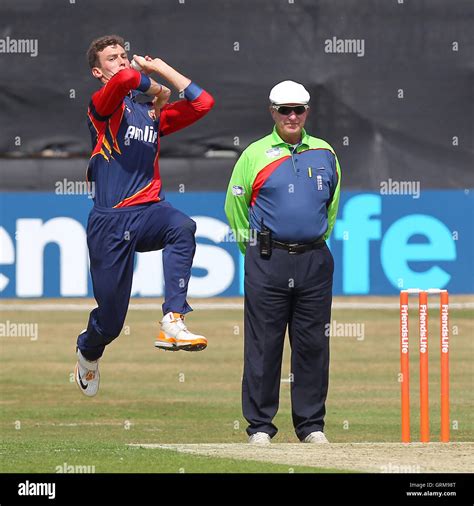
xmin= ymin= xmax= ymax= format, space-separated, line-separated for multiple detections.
xmin=87 ymin=35 xmax=126 ymax=69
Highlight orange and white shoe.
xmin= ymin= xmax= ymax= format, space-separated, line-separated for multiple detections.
xmin=155 ymin=312 xmax=207 ymax=352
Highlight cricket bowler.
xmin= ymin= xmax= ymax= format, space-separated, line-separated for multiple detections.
xmin=75 ymin=35 xmax=214 ymax=397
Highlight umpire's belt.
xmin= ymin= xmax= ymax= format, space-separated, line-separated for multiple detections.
xmin=257 ymin=234 xmax=325 ymax=255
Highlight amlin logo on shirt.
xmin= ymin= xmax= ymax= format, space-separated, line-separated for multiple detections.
xmin=124 ymin=125 xmax=157 ymax=144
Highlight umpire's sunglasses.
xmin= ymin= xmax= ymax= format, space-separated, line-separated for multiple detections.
xmin=272 ymin=105 xmax=309 ymax=115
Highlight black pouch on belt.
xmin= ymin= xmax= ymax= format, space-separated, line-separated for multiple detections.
xmin=259 ymin=219 xmax=272 ymax=259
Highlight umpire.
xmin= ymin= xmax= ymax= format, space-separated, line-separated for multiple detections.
xmin=225 ymin=81 xmax=341 ymax=444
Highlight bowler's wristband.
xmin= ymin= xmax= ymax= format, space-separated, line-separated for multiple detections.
xmin=136 ymin=74 xmax=152 ymax=92
xmin=184 ymin=82 xmax=203 ymax=101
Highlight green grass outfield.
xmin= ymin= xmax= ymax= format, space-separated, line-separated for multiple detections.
xmin=0 ymin=296 xmax=472 ymax=473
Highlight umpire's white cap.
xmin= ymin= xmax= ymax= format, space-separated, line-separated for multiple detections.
xmin=269 ymin=80 xmax=310 ymax=105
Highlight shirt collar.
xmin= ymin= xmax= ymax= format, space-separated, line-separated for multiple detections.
xmin=270 ymin=126 xmax=310 ymax=149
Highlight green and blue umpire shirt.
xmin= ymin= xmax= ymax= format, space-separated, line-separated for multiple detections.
xmin=225 ymin=126 xmax=341 ymax=254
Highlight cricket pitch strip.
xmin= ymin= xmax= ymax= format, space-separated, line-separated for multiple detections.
xmin=128 ymin=442 xmax=474 ymax=473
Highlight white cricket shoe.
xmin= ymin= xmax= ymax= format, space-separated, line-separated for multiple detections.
xmin=248 ymin=432 xmax=271 ymax=445
xmin=302 ymin=431 xmax=329 ymax=443
xmin=74 ymin=348 xmax=100 ymax=397
xmin=155 ymin=312 xmax=207 ymax=352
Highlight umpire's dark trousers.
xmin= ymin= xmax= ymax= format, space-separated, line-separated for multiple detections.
xmin=243 ymin=240 xmax=334 ymax=441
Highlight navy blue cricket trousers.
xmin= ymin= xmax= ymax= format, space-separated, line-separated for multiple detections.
xmin=243 ymin=241 xmax=334 ymax=441
xmin=77 ymin=201 xmax=196 ymax=361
